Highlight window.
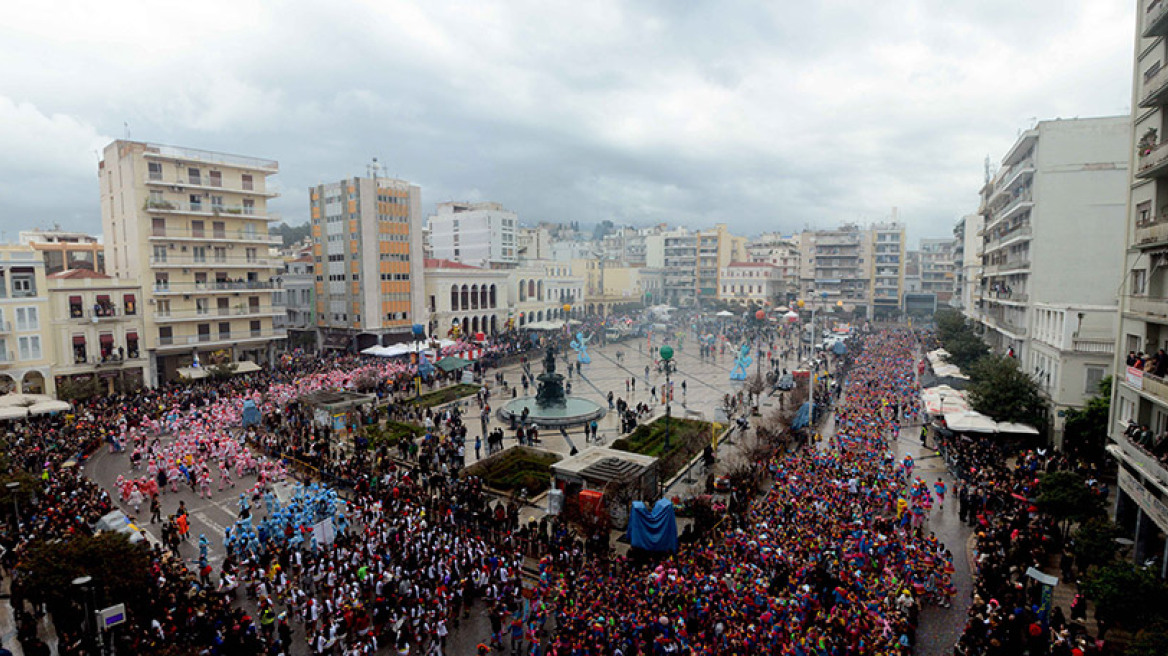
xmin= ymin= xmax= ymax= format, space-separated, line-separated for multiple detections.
xmin=210 ymin=196 xmax=224 ymax=211
xmin=242 ymin=174 xmax=254 ymax=191
xmin=18 ymin=336 xmax=41 ymax=361
xmin=156 ymin=299 xmax=170 ymax=317
xmin=250 ymin=320 xmax=262 ymax=336
xmin=190 ymin=194 xmax=202 ymax=212
xmin=1138 ymin=201 xmax=1152 ymax=226
xmin=127 ymin=332 xmax=139 ymax=358
xmin=158 ymin=326 xmax=173 ymax=345
xmin=214 ymin=247 xmax=227 ymax=263
xmin=154 ymin=273 xmax=169 ymax=291
xmin=153 ymin=245 xmax=167 ymax=263
xmin=72 ymin=335 xmax=87 ymax=364
xmin=68 ymin=295 xmax=83 ymax=318
xmin=218 ymin=322 xmax=231 ymax=339
xmin=152 ymin=217 xmax=167 ymax=237
xmin=123 ymin=294 xmax=136 ymax=315
xmin=1085 ymin=366 xmax=1105 ymax=395
xmin=245 ymin=248 xmax=257 ymax=263
xmin=148 ymin=162 xmax=163 ymax=181
xmin=196 ymin=298 xmax=209 ymax=315
xmin=197 ymin=324 xmax=211 ymax=341
xmin=188 ymin=168 xmax=201 ymax=185
xmin=191 ymin=220 xmax=205 ymax=238
xmin=1132 ymin=269 xmax=1148 ymax=296
xmin=11 ymin=273 xmax=34 ymax=297
xmin=213 ymin=221 xmax=226 ymax=239
xmin=209 ymin=170 xmax=222 ymax=187
xmin=192 ymin=247 xmax=207 ymax=263
xmin=15 ymin=307 xmax=38 ymax=331
xmin=243 ymin=199 xmax=255 ymax=215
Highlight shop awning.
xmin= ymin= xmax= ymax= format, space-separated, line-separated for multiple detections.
xmin=69 ymin=295 xmax=81 ymax=305
xmin=99 ymin=334 xmax=114 ymax=344
xmin=72 ymin=335 xmax=86 ymax=345
xmin=127 ymin=331 xmax=138 ymax=341
xmin=234 ymin=361 xmax=261 ymax=374
xmin=176 ymin=366 xmax=209 ymax=380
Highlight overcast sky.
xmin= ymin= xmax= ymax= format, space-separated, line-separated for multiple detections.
xmin=0 ymin=1 xmax=1136 ymax=245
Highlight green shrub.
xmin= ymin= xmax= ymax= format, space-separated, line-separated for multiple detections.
xmin=411 ymin=384 xmax=481 ymax=408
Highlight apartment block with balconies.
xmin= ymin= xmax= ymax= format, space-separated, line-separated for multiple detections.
xmin=99 ymin=141 xmax=286 ymax=384
xmin=1106 ymin=0 xmax=1168 ymax=575
xmin=309 ymin=175 xmax=425 ymax=352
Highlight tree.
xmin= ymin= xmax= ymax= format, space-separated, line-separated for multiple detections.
xmin=1128 ymin=621 xmax=1168 ymax=656
xmin=1063 ymin=376 xmax=1112 ymax=465
xmin=1037 ymin=471 xmax=1105 ymax=539
xmin=1071 ymin=516 xmax=1122 ymax=571
xmin=1081 ymin=562 xmax=1168 ymax=630
xmin=14 ymin=533 xmax=152 ymax=620
xmin=744 ymin=371 xmax=766 ymax=414
xmin=932 ymin=308 xmax=990 ymax=371
xmin=270 ymin=221 xmax=311 ymax=247
xmin=967 ymin=355 xmax=1047 ymax=431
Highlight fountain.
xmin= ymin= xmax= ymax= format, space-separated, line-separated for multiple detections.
xmin=497 ymin=345 xmax=606 ymax=428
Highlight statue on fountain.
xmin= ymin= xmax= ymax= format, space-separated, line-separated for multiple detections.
xmin=535 ymin=345 xmax=567 ymax=407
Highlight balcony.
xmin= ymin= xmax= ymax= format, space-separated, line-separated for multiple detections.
xmin=148 ymin=227 xmax=281 ymax=245
xmin=1135 ymin=218 xmax=1168 ymax=247
xmin=1137 ymin=141 xmax=1168 ymax=179
xmin=151 ymin=280 xmax=281 ymax=295
xmin=1142 ymin=65 xmax=1168 ymax=109
xmin=1071 ymin=337 xmax=1115 ymax=355
xmin=0 ymin=351 xmax=15 ymax=366
xmin=144 ymin=172 xmax=278 ymax=198
xmin=68 ymin=306 xmax=129 ymax=322
xmin=146 ymin=203 xmax=281 ymax=226
xmin=1145 ymin=0 xmax=1168 ymax=37
xmin=149 ymin=256 xmax=277 ymax=269
xmin=0 ymin=321 xmax=11 ymax=332
xmin=153 ymin=307 xmax=282 ymax=323
xmin=1128 ymin=295 xmax=1168 ymax=321
xmin=984 ymin=291 xmax=1028 ymax=305
xmin=154 ymin=329 xmax=286 ymax=352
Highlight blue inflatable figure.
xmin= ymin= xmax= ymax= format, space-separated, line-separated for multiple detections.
xmin=729 ymin=343 xmax=752 ymax=381
xmin=198 ymin=533 xmax=212 ymax=560
xmin=569 ymin=331 xmax=592 ymax=365
xmin=417 ymin=350 xmax=435 ymax=380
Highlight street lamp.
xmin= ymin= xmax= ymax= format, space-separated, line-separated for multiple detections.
xmin=73 ymin=575 xmax=102 ymax=655
xmin=5 ymin=481 xmax=19 ymax=528
xmin=659 ymin=345 xmax=675 ymax=450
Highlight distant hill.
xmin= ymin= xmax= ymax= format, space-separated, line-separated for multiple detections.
xmin=270 ymin=221 xmax=311 ymax=247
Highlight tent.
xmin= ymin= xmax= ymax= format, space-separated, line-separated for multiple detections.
xmin=0 ymin=406 xmax=28 ymax=421
xmin=791 ymin=401 xmax=813 ymax=430
xmin=241 ymin=400 xmax=261 ymax=427
xmin=944 ymin=410 xmax=1000 ymax=434
xmin=997 ymin=422 xmax=1041 ymax=435
xmin=435 ymin=356 xmax=472 ymax=372
xmin=627 ymin=498 xmax=678 ymax=552
xmin=524 ymin=320 xmax=565 ymax=331
xmin=29 ymin=400 xmax=71 ymax=416
xmin=715 ymin=310 xmax=735 ymax=317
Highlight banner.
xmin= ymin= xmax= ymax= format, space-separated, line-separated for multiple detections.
xmin=1128 ymin=366 xmax=1145 ymax=390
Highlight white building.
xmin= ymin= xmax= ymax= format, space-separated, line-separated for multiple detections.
xmin=427 ymin=202 xmax=518 ymax=267
xmin=967 ymin=117 xmax=1128 ymax=444
xmin=718 ymin=262 xmax=783 ymax=306
xmin=424 ymin=258 xmax=511 ymax=338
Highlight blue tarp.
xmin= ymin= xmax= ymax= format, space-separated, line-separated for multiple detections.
xmin=627 ymin=498 xmax=679 ymax=552
xmin=241 ymin=400 xmax=261 ymax=428
xmin=791 ymin=401 xmax=814 ymax=430
xmin=831 ymin=341 xmax=847 ymax=355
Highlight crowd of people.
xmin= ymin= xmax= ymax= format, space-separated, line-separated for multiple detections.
xmin=530 ymin=329 xmax=954 ymax=654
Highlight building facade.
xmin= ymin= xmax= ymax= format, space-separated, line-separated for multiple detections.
xmin=797 ymin=225 xmax=872 ymax=317
xmin=308 ymin=175 xmax=425 ymax=351
xmin=919 ymin=237 xmax=956 ymax=304
xmin=47 ymin=269 xmax=146 ymax=395
xmin=427 ymin=201 xmax=518 ymax=268
xmin=718 ymin=262 xmax=783 ymax=307
xmin=871 ymin=222 xmax=906 ymax=317
xmin=1107 ymin=2 xmax=1168 ymax=576
xmin=424 ymin=259 xmax=511 ymax=338
xmin=280 ymin=252 xmax=316 ymax=348
xmin=99 ymin=140 xmax=286 ymax=385
xmin=0 ymin=246 xmax=53 ymax=395
xmin=20 ymin=229 xmax=105 ymax=275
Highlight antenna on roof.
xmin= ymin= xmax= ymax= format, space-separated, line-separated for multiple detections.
xmin=367 ymin=157 xmax=382 ymax=179
xmin=124 ymin=122 xmax=130 ymax=139
xmin=984 ymin=156 xmax=992 ymax=185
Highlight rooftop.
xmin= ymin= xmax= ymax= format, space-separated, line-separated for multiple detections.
xmin=48 ymin=269 xmax=111 ymax=280
xmin=424 ymin=258 xmax=481 ymax=270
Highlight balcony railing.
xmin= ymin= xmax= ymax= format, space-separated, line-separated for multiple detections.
xmin=1128 ymin=295 xmax=1168 ymax=320
xmin=149 ymin=256 xmax=277 ymax=268
xmin=148 ymin=227 xmax=281 ymax=244
xmin=144 ymin=201 xmax=278 ymax=221
xmin=153 ymin=307 xmax=279 ymax=321
xmin=156 ymin=330 xmax=287 ymax=348
xmin=0 ymin=321 xmax=11 ymax=332
xmin=0 ymin=351 xmax=15 ymax=364
xmin=1135 ymin=217 xmax=1168 ymax=246
xmin=1138 ymin=141 xmax=1168 ymax=179
xmin=1146 ymin=0 xmax=1168 ymax=37
xmin=1071 ymin=337 xmax=1115 ymax=354
xmin=152 ymin=280 xmax=281 ymax=294
xmin=1142 ymin=64 xmax=1168 ymax=108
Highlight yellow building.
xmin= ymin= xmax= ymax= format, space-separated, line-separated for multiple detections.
xmin=308 ymin=175 xmax=425 ymax=351
xmin=696 ymin=224 xmax=748 ymax=303
xmin=99 ymin=141 xmax=286 ymax=384
xmin=46 ymin=269 xmax=146 ymax=395
xmin=0 ymin=245 xmax=54 ymax=394
xmin=571 ymin=259 xmax=644 ymax=317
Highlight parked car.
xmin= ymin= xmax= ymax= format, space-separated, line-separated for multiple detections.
xmin=776 ymin=373 xmax=795 ymax=391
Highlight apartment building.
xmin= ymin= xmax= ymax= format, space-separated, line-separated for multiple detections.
xmin=516 ymin=226 xmax=552 ymax=262
xmin=308 ymin=175 xmax=425 ymax=351
xmin=571 ymin=259 xmax=645 ymax=317
xmin=718 ymin=262 xmax=784 ymax=307
xmin=0 ymin=246 xmax=53 ymax=395
xmin=427 ymin=201 xmax=518 ymax=268
xmin=20 ymin=229 xmax=105 ymax=275
xmin=797 ymin=225 xmax=872 ymax=317
xmin=871 ymin=222 xmax=906 ymax=317
xmin=919 ymin=237 xmax=956 ymax=304
xmin=47 ymin=269 xmax=146 ymax=395
xmin=1108 ymin=1 xmax=1168 ymax=575
xmin=99 ymin=141 xmax=286 ymax=385
xmin=955 ymin=213 xmax=983 ymax=311
xmin=280 ymin=251 xmax=316 ymax=347
xmin=696 ymin=224 xmax=748 ymax=303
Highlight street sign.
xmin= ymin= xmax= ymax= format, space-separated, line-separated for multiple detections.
xmin=99 ymin=603 xmax=126 ymax=629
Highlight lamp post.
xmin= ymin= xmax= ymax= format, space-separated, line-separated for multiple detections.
xmin=659 ymin=345 xmax=675 ymax=450
xmin=74 ymin=575 xmax=102 ymax=656
xmin=6 ymin=481 xmax=19 ymax=528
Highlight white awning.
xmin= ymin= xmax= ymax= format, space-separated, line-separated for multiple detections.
xmin=234 ymin=361 xmax=261 ymax=374
xmin=176 ymin=366 xmax=209 ymax=380
xmin=29 ymin=400 xmax=72 ymax=415
xmin=944 ymin=410 xmax=999 ymax=434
